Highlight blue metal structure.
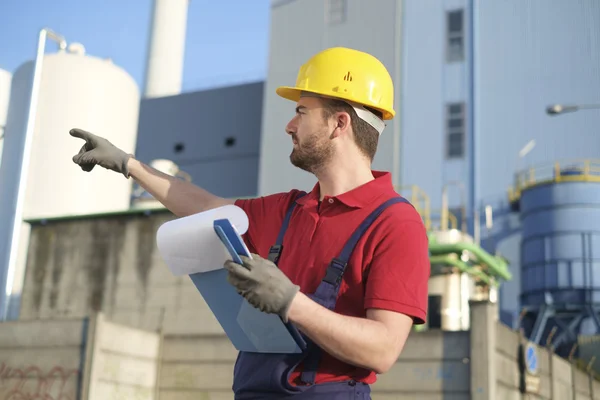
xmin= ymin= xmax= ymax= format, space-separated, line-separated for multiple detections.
xmin=400 ymin=0 xmax=600 ymax=327
xmin=514 ymin=163 xmax=600 ymax=353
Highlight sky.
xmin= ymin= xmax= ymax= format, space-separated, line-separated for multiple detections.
xmin=0 ymin=0 xmax=271 ymax=92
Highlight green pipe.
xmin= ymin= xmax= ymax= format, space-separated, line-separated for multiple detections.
xmin=429 ymin=255 xmax=492 ymax=286
xmin=428 ymin=238 xmax=512 ymax=281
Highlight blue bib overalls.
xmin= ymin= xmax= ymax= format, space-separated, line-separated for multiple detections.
xmin=232 ymin=192 xmax=410 ymax=399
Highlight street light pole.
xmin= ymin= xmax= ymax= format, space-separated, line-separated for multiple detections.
xmin=0 ymin=28 xmax=66 ymax=321
xmin=546 ymin=103 xmax=600 ymax=116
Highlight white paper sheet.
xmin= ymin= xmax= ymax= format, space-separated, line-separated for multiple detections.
xmin=155 ymin=204 xmax=249 ymax=276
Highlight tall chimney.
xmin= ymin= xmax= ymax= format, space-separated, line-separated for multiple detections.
xmin=143 ymin=0 xmax=190 ymax=98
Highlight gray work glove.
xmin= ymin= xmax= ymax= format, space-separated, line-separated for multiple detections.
xmin=224 ymin=254 xmax=300 ymax=323
xmin=70 ymin=128 xmax=133 ymax=178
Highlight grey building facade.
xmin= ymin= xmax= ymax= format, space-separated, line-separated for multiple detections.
xmin=135 ymin=81 xmax=264 ymax=199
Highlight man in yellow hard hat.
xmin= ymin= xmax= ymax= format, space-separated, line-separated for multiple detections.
xmin=70 ymin=47 xmax=430 ymax=399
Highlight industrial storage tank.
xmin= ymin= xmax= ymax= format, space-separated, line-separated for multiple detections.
xmin=2 ymin=45 xmax=140 ymax=220
xmin=0 ymin=68 xmax=11 ymax=164
xmin=518 ymin=160 xmax=600 ymax=351
xmin=0 ymin=38 xmax=140 ymax=319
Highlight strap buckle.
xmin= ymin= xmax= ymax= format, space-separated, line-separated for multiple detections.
xmin=323 ymin=258 xmax=347 ymax=285
xmin=268 ymin=245 xmax=282 ymax=263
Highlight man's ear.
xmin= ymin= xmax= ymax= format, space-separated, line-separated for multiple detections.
xmin=330 ymin=112 xmax=352 ymax=139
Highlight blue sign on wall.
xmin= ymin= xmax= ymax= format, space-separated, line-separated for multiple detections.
xmin=525 ymin=343 xmax=538 ymax=375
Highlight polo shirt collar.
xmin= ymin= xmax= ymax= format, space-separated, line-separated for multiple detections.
xmin=296 ymin=170 xmax=393 ymax=209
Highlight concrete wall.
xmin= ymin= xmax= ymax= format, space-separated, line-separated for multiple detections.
xmin=0 ymin=317 xmax=88 ymax=400
xmin=375 ymin=330 xmax=470 ymax=399
xmin=11 ymin=257 xmax=600 ymax=399
xmin=0 ymin=313 xmax=160 ymax=400
xmin=471 ymin=303 xmax=600 ymax=400
xmin=87 ymin=313 xmax=160 ymax=400
xmin=157 ymin=329 xmax=470 ymax=400
xmin=0 ymin=309 xmax=470 ymax=399
xmin=159 ymin=334 xmax=237 ymax=400
xmin=19 ymin=211 xmax=224 ymax=336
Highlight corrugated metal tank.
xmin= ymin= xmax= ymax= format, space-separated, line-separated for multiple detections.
xmin=0 ymin=68 xmax=11 ymax=164
xmin=1 ymin=50 xmax=140 ymax=220
xmin=520 ymin=180 xmax=600 ymax=308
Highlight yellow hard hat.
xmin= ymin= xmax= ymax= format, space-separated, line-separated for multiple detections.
xmin=276 ymin=47 xmax=395 ymax=121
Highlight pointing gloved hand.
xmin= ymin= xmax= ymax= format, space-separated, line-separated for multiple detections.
xmin=70 ymin=128 xmax=133 ymax=178
xmin=224 ymin=254 xmax=300 ymax=323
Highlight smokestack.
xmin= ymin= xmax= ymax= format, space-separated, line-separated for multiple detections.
xmin=143 ymin=0 xmax=190 ymax=98
xmin=0 ymin=69 xmax=11 ymax=161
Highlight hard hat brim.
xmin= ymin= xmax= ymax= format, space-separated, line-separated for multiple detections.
xmin=275 ymin=86 xmax=395 ymax=120
xmin=276 ymin=86 xmax=303 ymax=102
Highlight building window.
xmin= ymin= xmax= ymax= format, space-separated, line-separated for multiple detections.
xmin=327 ymin=0 xmax=347 ymax=25
xmin=446 ymin=9 xmax=464 ymax=62
xmin=446 ymin=103 xmax=466 ymax=159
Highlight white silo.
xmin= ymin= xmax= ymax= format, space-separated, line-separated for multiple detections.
xmin=0 ymin=69 xmax=11 ymax=164
xmin=0 ymin=29 xmax=140 ymax=319
xmin=143 ymin=0 xmax=190 ymax=98
xmin=6 ymin=46 xmax=140 ymax=219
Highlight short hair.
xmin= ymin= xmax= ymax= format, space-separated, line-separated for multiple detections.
xmin=320 ymin=98 xmax=381 ymax=161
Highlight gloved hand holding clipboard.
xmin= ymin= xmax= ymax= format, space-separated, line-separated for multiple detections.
xmin=210 ymin=218 xmax=307 ymax=353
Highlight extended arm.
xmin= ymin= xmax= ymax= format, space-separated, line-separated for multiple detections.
xmin=69 ymin=128 xmax=234 ymax=217
xmin=127 ymin=158 xmax=234 ymax=216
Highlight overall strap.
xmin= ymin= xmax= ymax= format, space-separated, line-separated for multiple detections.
xmin=300 ymin=196 xmax=410 ymax=385
xmin=321 ymin=196 xmax=410 ymax=293
xmin=267 ymin=191 xmax=307 ymax=265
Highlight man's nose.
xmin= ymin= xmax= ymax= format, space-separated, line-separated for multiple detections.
xmin=285 ymin=118 xmax=297 ymax=136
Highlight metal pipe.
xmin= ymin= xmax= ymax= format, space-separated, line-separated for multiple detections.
xmin=474 ymin=207 xmax=480 ymax=245
xmin=441 ymin=187 xmax=448 ymax=231
xmin=391 ymin=0 xmax=403 ymax=188
xmin=0 ymin=28 xmax=66 ymax=320
xmin=429 ymin=241 xmax=512 ymax=281
xmin=45 ymin=29 xmax=67 ymax=50
xmin=460 ymin=272 xmax=471 ymax=330
xmin=441 ymin=181 xmax=467 ymax=231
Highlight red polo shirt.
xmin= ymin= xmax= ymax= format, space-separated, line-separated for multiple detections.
xmin=234 ymin=170 xmax=430 ymax=385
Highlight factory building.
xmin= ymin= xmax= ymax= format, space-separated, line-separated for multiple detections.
xmin=0 ymin=0 xmax=600 ymax=397
xmin=398 ymin=0 xmax=600 ymax=350
xmin=259 ymin=0 xmax=600 ymax=354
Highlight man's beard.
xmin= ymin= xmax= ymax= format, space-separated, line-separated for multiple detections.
xmin=289 ymin=130 xmax=334 ymax=174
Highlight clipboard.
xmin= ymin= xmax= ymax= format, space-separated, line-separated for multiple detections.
xmin=186 ymin=218 xmax=306 ymax=354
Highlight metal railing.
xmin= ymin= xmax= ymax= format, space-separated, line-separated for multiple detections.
xmin=396 ymin=185 xmax=431 ymax=230
xmin=508 ymin=159 xmax=600 ymax=203
xmin=430 ymin=209 xmax=458 ymax=231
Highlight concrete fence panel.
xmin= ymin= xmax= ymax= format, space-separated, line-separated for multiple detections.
xmin=551 ymin=355 xmax=574 ymax=400
xmin=374 ymin=330 xmax=470 ymax=397
xmin=0 ymin=317 xmax=89 ymax=400
xmin=159 ymin=334 xmax=236 ymax=400
xmin=87 ymin=313 xmax=161 ymax=400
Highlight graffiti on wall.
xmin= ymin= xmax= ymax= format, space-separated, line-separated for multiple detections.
xmin=0 ymin=363 xmax=79 ymax=400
